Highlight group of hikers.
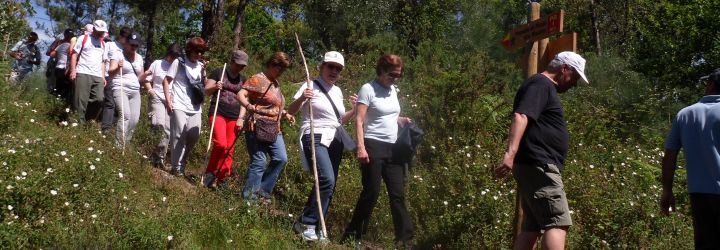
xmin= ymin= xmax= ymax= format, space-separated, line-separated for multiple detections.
xmin=7 ymin=18 xmax=720 ymax=249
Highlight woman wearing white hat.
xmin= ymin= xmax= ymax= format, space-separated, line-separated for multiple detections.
xmin=287 ymin=51 xmax=357 ymax=241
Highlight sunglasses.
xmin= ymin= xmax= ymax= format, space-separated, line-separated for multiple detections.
xmin=325 ymin=64 xmax=343 ymax=72
xmin=387 ymin=72 xmax=402 ymax=78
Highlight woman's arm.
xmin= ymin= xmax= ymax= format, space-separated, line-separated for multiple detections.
xmin=204 ymin=77 xmax=221 ymax=96
xmin=140 ymin=66 xmax=155 ymax=96
xmin=162 ymin=75 xmax=174 ymax=112
xmin=355 ymin=103 xmax=369 ymax=164
xmin=288 ymin=87 xmax=313 ymax=114
xmin=108 ymin=59 xmax=122 ymax=78
xmin=341 ymin=94 xmax=358 ymax=124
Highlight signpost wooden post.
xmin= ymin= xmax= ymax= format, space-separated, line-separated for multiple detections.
xmin=501 ymin=3 xmax=576 ymax=248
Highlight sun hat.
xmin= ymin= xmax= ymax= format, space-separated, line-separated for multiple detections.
xmin=93 ymin=20 xmax=108 ymax=32
xmin=553 ymin=51 xmax=589 ymax=84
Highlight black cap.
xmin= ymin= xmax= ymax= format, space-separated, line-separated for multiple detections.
xmin=128 ymin=33 xmax=140 ymax=46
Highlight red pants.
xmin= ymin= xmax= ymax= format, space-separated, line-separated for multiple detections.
xmin=205 ymin=116 xmax=237 ymax=182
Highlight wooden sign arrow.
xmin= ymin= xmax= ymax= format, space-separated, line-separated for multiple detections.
xmin=502 ymin=10 xmax=564 ymax=50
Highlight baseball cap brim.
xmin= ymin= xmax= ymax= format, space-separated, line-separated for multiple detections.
xmin=576 ymin=68 xmax=589 ymax=84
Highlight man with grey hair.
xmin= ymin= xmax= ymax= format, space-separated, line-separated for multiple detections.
xmin=68 ymin=20 xmax=109 ymax=123
xmin=495 ymin=51 xmax=589 ymax=249
xmin=660 ymin=68 xmax=720 ymax=249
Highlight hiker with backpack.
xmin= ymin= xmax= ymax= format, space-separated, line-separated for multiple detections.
xmin=47 ymin=29 xmax=75 ymax=104
xmin=108 ymin=34 xmax=144 ymax=147
xmin=8 ymin=32 xmax=42 ymax=84
xmin=236 ymin=52 xmax=294 ymax=203
xmin=201 ymin=50 xmax=249 ymax=188
xmin=140 ymin=43 xmax=182 ymax=169
xmin=68 ymin=20 xmax=109 ymax=124
xmin=287 ymin=51 xmax=358 ymax=241
xmin=162 ymin=37 xmax=209 ymax=177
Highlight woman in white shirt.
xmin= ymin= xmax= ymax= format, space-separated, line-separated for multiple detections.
xmin=140 ymin=43 xmax=181 ymax=168
xmin=342 ymin=54 xmax=415 ymax=247
xmin=162 ymin=37 xmax=208 ymax=177
xmin=47 ymin=29 xmax=74 ymax=103
xmin=108 ymin=34 xmax=144 ymax=147
xmin=287 ymin=51 xmax=357 ymax=241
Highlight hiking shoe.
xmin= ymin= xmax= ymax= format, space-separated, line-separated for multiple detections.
xmin=202 ymin=173 xmax=216 ymax=188
xmin=302 ymin=226 xmax=318 ymax=241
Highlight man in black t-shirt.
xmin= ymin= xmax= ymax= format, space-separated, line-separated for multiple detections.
xmin=495 ymin=52 xmax=589 ymax=250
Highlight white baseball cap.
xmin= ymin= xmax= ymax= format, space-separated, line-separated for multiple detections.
xmin=93 ymin=20 xmax=108 ymax=32
xmin=553 ymin=51 xmax=589 ymax=84
xmin=322 ymin=51 xmax=344 ymax=67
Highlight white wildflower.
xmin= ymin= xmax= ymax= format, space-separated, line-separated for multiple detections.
xmin=7 ymin=205 xmax=13 ymax=211
xmin=71 ymin=123 xmax=78 ymax=127
xmin=118 ymin=173 xmax=124 ymax=178
xmin=29 ymin=119 xmax=34 ymax=123
xmin=21 ymin=172 xmax=27 ymax=176
xmin=493 ymin=196 xmax=498 ymax=200
xmin=87 ymin=147 xmax=93 ymax=151
xmin=65 ymin=108 xmax=70 ymax=113
xmin=6 ymin=185 xmax=13 ymax=190
xmin=89 ymin=165 xmax=96 ymax=170
xmin=60 ymin=151 xmax=66 ymax=156
xmin=50 ymin=190 xmax=58 ymax=195
xmin=162 ymin=197 xmax=167 ymax=202
xmin=46 ymin=168 xmax=53 ymax=173
xmin=64 ymin=202 xmax=69 ymax=206
xmin=60 ymin=121 xmax=68 ymax=126
xmin=7 ymin=149 xmax=16 ymax=154
xmin=91 ymin=214 xmax=97 ymax=219
xmin=167 ymin=235 xmax=174 ymax=241
xmin=73 ymin=184 xmax=79 ymax=188
xmin=443 ymin=201 xmax=448 ymax=206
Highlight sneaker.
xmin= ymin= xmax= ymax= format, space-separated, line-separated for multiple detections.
xmin=202 ymin=173 xmax=216 ymax=188
xmin=302 ymin=226 xmax=318 ymax=241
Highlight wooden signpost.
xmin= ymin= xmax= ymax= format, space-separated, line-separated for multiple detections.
xmin=500 ymin=2 xmax=577 ymax=247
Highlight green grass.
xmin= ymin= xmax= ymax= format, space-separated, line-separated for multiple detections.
xmin=0 ymin=55 xmax=695 ymax=249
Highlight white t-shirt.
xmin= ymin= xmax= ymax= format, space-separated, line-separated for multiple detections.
xmin=167 ymin=58 xmax=204 ymax=113
xmin=293 ymin=79 xmax=346 ymax=144
xmin=111 ymin=53 xmax=144 ymax=92
xmin=73 ymin=35 xmax=108 ymax=78
xmin=106 ymin=41 xmax=123 ymax=61
xmin=54 ymin=42 xmax=70 ymax=69
xmin=147 ymin=59 xmax=172 ymax=101
xmin=357 ymin=80 xmax=400 ymax=144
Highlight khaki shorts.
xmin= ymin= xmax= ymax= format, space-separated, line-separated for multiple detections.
xmin=513 ymin=162 xmax=572 ymax=232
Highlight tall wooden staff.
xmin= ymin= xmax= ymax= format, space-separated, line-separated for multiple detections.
xmin=202 ymin=63 xmax=227 ymax=186
xmin=119 ymin=60 xmax=125 ymax=155
xmin=294 ymin=32 xmax=328 ymax=240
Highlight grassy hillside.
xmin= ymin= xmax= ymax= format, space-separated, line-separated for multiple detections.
xmin=0 ymin=53 xmax=696 ymax=249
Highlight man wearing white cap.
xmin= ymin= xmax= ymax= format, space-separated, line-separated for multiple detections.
xmin=288 ymin=51 xmax=358 ymax=241
xmin=68 ymin=20 xmax=109 ymax=123
xmin=495 ymin=51 xmax=588 ymax=250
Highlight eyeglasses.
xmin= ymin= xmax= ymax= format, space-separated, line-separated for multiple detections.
xmin=387 ymin=72 xmax=402 ymax=79
xmin=325 ymin=64 xmax=343 ymax=72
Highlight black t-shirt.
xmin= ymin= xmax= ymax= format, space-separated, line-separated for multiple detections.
xmin=208 ymin=68 xmax=246 ymax=119
xmin=512 ymin=74 xmax=569 ymax=168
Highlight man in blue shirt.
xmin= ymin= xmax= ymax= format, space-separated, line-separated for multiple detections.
xmin=662 ymin=68 xmax=720 ymax=250
xmin=8 ymin=32 xmax=41 ymax=84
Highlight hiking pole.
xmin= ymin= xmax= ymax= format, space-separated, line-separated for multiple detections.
xmin=294 ymin=32 xmax=328 ymax=240
xmin=119 ymin=60 xmax=125 ymax=155
xmin=201 ymin=63 xmax=227 ymax=186
xmin=212 ymin=133 xmax=241 ymax=188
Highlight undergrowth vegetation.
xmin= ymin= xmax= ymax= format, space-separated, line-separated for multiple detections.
xmin=0 ymin=46 xmax=698 ymax=249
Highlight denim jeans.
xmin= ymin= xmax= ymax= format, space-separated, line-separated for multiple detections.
xmin=241 ymin=132 xmax=288 ymax=200
xmin=300 ymin=134 xmax=343 ymax=226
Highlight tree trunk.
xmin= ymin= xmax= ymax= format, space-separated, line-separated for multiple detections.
xmin=108 ymin=0 xmax=119 ymax=31
xmin=73 ymin=0 xmax=83 ymax=29
xmin=201 ymin=1 xmax=215 ymax=42
xmin=209 ymin=0 xmax=225 ymax=46
xmin=232 ymin=0 xmax=249 ymax=49
xmin=590 ymin=0 xmax=602 ymax=55
xmin=145 ymin=1 xmax=158 ymax=64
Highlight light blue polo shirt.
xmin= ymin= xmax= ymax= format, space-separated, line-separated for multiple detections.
xmin=665 ymin=95 xmax=720 ymax=194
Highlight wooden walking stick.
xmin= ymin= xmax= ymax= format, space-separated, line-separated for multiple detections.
xmin=295 ymin=32 xmax=328 ymax=240
xmin=201 ymin=63 xmax=227 ymax=186
xmin=120 ymin=60 xmax=126 ymax=155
